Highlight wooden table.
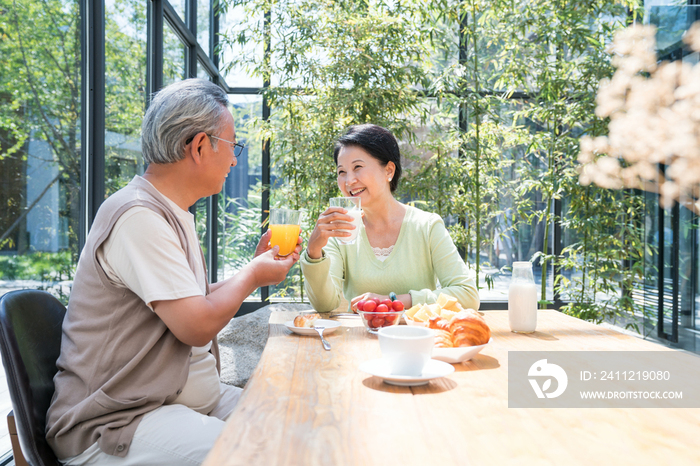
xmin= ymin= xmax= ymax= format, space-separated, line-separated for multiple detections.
xmin=204 ymin=310 xmax=700 ymax=466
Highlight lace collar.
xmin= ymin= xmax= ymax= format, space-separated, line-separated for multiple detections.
xmin=371 ymin=245 xmax=394 ymax=258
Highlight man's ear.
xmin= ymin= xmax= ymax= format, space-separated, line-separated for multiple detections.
xmin=187 ymin=132 xmax=208 ymax=165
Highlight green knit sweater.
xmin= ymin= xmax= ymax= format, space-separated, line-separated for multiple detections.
xmin=301 ymin=205 xmax=480 ymax=313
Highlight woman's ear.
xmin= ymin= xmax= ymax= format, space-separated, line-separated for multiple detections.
xmin=386 ymin=161 xmax=396 ymax=180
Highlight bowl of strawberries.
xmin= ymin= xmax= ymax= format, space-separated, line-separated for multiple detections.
xmin=356 ymin=296 xmax=405 ymax=334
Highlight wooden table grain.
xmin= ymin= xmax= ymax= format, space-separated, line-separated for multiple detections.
xmin=204 ymin=310 xmax=700 ymax=466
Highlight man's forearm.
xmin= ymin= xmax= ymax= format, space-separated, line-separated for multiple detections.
xmin=153 ymin=263 xmax=260 ymax=346
xmin=153 ymin=249 xmax=297 ymax=346
xmin=207 ymin=262 xmax=260 ymax=315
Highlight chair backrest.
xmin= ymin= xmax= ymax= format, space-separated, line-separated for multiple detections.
xmin=0 ymin=290 xmax=65 ymax=466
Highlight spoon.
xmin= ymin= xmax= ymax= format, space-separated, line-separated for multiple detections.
xmin=314 ymin=326 xmax=331 ymax=351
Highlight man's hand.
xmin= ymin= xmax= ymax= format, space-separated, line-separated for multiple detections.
xmin=249 ymin=245 xmax=300 ymax=286
xmin=253 ymin=230 xmax=272 ymax=258
xmin=254 ymin=230 xmax=303 ymax=259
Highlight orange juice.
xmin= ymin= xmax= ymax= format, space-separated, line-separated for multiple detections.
xmin=270 ymin=224 xmax=300 ymax=256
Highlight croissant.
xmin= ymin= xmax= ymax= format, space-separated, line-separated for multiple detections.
xmin=293 ymin=313 xmax=320 ymax=328
xmin=434 ymin=329 xmax=454 ymax=348
xmin=428 ymin=315 xmax=450 ymax=331
xmin=449 ymin=309 xmax=490 ymax=347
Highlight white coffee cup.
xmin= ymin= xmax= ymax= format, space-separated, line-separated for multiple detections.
xmin=378 ymin=326 xmax=434 ymax=376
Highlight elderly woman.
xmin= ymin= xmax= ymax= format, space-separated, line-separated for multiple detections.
xmin=301 ymin=123 xmax=479 ymax=313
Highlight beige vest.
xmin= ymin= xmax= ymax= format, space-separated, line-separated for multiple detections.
xmin=46 ymin=176 xmax=220 ymax=459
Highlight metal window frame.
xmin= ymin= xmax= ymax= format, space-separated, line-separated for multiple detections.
xmin=81 ymin=0 xmax=700 ymax=322
xmin=82 ymin=0 xmax=272 ymax=313
xmin=79 ymin=0 xmax=105 ymax=251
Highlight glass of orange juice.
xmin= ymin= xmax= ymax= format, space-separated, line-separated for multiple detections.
xmin=269 ymin=208 xmax=302 ymax=256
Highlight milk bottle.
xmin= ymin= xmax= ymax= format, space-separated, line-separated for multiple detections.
xmin=508 ymin=262 xmax=537 ymax=333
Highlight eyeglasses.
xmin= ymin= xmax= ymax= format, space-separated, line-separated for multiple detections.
xmin=185 ymin=133 xmax=245 ymax=157
xmin=208 ymin=135 xmax=245 ymax=158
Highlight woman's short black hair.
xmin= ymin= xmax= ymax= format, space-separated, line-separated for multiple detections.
xmin=333 ymin=124 xmax=402 ymax=192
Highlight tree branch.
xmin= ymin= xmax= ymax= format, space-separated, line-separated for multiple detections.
xmin=10 ymin=0 xmax=76 ymax=166
xmin=0 ymin=173 xmax=61 ymax=247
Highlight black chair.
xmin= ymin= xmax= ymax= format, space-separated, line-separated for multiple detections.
xmin=0 ymin=290 xmax=64 ymax=466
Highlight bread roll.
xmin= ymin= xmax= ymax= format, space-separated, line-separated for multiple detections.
xmin=293 ymin=313 xmax=320 ymax=328
xmin=449 ymin=309 xmax=490 ymax=347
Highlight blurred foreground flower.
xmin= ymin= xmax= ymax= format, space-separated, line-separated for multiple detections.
xmin=579 ymin=22 xmax=700 ymax=211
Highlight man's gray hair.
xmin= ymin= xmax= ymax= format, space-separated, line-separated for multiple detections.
xmin=142 ymin=79 xmax=230 ymax=164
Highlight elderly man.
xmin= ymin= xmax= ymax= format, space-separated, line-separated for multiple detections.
xmin=46 ymin=79 xmax=298 ymax=465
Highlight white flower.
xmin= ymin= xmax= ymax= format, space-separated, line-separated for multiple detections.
xmin=635 ymin=161 xmax=657 ymax=181
xmin=660 ymin=182 xmax=680 ymax=209
xmin=592 ymin=136 xmax=610 ymax=154
xmin=580 ymin=21 xmax=700 ymax=210
xmin=683 ymin=22 xmax=700 ymax=52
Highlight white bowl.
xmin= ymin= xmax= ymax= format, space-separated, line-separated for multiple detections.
xmin=403 ymin=315 xmax=424 ymax=326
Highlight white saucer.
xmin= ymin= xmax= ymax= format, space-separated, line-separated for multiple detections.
xmin=284 ymin=319 xmax=341 ymax=336
xmin=432 ymin=338 xmax=492 ymax=364
xmin=359 ymin=358 xmax=455 ymax=386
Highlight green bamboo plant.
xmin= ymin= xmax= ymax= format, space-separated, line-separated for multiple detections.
xmin=402 ymin=0 xmax=527 ymax=292
xmin=219 ymin=0 xmax=650 ymax=330
xmin=221 ymin=0 xmax=439 ymax=299
xmin=488 ymin=0 xmax=642 ymax=308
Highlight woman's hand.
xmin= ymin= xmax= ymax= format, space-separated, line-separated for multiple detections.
xmin=350 ymin=292 xmax=413 ymax=312
xmin=350 ymin=292 xmax=387 ymax=312
xmin=306 ymin=207 xmax=358 ymax=259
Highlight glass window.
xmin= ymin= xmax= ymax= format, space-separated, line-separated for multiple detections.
xmin=220 ymin=4 xmax=263 ymax=87
xmin=169 ymin=0 xmax=186 ymax=23
xmin=0 ymin=0 xmax=81 ymax=453
xmin=194 ymin=198 xmax=209 ymax=270
xmin=679 ymin=202 xmax=695 ymax=330
xmin=197 ymin=59 xmax=211 ymax=79
xmin=0 ymin=0 xmax=80 ymax=298
xmin=163 ymin=23 xmax=186 ymax=86
xmin=105 ymin=0 xmax=148 ymax=197
xmin=647 ymin=2 xmax=700 ymax=52
xmin=197 ymin=0 xmax=211 ymax=56
xmin=217 ymin=95 xmax=264 ymax=300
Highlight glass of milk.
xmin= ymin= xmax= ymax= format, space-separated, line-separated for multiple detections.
xmin=329 ymin=197 xmax=362 ymax=245
xmin=508 ymin=261 xmax=538 ymax=333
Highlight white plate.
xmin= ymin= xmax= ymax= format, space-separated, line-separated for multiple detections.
xmin=284 ymin=319 xmax=341 ymax=336
xmin=432 ymin=338 xmax=492 ymax=364
xmin=359 ymin=358 xmax=455 ymax=386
